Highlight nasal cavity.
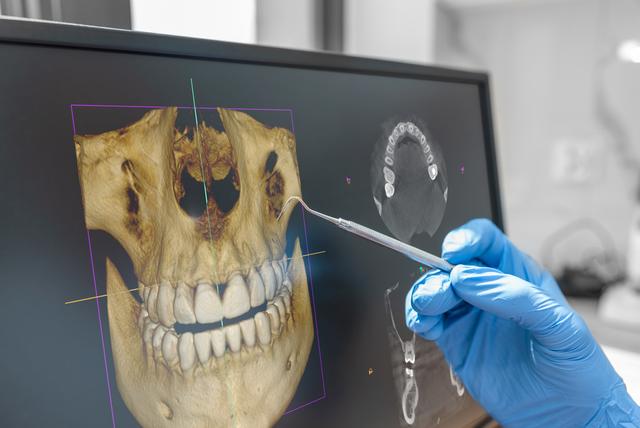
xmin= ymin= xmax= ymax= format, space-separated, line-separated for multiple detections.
xmin=209 ymin=169 xmax=240 ymax=214
xmin=178 ymin=168 xmax=208 ymax=218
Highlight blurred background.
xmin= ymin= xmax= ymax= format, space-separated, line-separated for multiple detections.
xmin=2 ymin=0 xmax=639 ymax=398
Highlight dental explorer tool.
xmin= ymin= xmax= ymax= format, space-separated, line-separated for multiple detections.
xmin=278 ymin=196 xmax=454 ymax=272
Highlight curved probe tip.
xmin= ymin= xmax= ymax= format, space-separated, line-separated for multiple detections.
xmin=277 ymin=195 xmax=305 ymax=222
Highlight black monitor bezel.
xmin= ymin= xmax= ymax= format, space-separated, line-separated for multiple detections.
xmin=0 ymin=17 xmax=504 ymax=230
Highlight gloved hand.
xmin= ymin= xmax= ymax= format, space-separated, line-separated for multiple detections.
xmin=405 ymin=219 xmax=640 ymax=427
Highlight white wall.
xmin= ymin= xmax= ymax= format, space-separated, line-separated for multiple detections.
xmin=435 ymin=0 xmax=640 ymax=265
xmin=256 ymin=0 xmax=321 ymax=50
xmin=130 ymin=0 xmax=256 ymax=43
xmin=344 ymin=0 xmax=437 ymax=63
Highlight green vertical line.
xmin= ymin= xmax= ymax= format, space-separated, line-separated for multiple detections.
xmin=189 ymin=78 xmax=236 ymax=427
xmin=189 ymin=78 xmax=224 ymax=327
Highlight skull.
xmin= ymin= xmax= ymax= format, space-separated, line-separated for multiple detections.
xmin=74 ymin=108 xmax=313 ymax=427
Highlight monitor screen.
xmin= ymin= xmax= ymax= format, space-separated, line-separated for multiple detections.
xmin=0 ymin=19 xmax=501 ymax=428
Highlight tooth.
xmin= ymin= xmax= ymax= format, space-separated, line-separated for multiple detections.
xmin=274 ymin=297 xmax=286 ymax=324
xmin=152 ymin=325 xmax=166 ymax=361
xmin=162 ymin=331 xmax=178 ymax=364
xmin=153 ymin=344 xmax=163 ymax=361
xmin=152 ymin=325 xmax=167 ymax=350
xmin=147 ymin=285 xmax=159 ymax=322
xmin=178 ymin=332 xmax=195 ymax=371
xmin=260 ymin=263 xmax=277 ymax=301
xmin=266 ymin=304 xmax=281 ymax=333
xmin=223 ymin=274 xmax=250 ymax=319
xmin=272 ymin=260 xmax=283 ymax=287
xmin=283 ymin=278 xmax=292 ymax=293
xmin=194 ymin=283 xmax=222 ymax=324
xmin=385 ymin=182 xmax=395 ymax=198
xmin=280 ymin=256 xmax=288 ymax=276
xmin=254 ymin=312 xmax=271 ymax=345
xmin=157 ymin=281 xmax=176 ymax=327
xmin=383 ymin=166 xmax=395 ymax=184
xmin=281 ymin=292 xmax=291 ymax=314
xmin=428 ymin=164 xmax=438 ymax=181
xmin=174 ymin=282 xmax=196 ymax=324
xmin=137 ymin=308 xmax=148 ymax=331
xmin=247 ymin=268 xmax=265 ymax=308
xmin=211 ymin=328 xmax=226 ymax=357
xmin=225 ymin=324 xmax=242 ymax=353
xmin=240 ymin=319 xmax=256 ymax=348
xmin=143 ymin=320 xmax=157 ymax=344
xmin=194 ymin=332 xmax=212 ymax=364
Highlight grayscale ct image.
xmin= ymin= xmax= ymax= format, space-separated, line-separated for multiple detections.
xmin=385 ymin=282 xmax=465 ymax=427
xmin=371 ymin=119 xmax=448 ymax=243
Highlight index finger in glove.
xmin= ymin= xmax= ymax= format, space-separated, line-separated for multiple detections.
xmin=410 ymin=269 xmax=462 ymax=316
xmin=442 ymin=219 xmax=506 ymax=266
xmin=442 ymin=218 xmax=542 ymax=279
xmin=450 ymin=264 xmax=587 ymax=351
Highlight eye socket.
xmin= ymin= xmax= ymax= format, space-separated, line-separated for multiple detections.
xmin=265 ymin=151 xmax=278 ymax=174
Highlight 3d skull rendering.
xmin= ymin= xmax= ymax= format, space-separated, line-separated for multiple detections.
xmin=74 ymin=107 xmax=314 ymax=427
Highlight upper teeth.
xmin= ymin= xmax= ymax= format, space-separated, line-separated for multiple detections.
xmin=157 ymin=280 xmax=176 ymax=327
xmin=174 ymin=282 xmax=196 ymax=324
xmin=194 ymin=282 xmax=222 ymax=324
xmin=247 ymin=268 xmax=265 ymax=307
xmin=387 ymin=122 xmax=435 ymax=166
xmin=139 ymin=256 xmax=293 ymax=372
xmin=222 ymin=274 xmax=250 ymax=319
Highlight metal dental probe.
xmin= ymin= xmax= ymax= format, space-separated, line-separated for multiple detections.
xmin=278 ymin=196 xmax=454 ymax=272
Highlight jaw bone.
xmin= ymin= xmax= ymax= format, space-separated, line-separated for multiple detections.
xmin=76 ymin=108 xmax=313 ymax=427
xmin=107 ymin=238 xmax=312 ymax=427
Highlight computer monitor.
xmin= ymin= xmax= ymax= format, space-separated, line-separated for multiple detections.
xmin=0 ymin=18 xmax=502 ymax=428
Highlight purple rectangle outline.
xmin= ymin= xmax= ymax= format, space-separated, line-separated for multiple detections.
xmin=70 ymin=104 xmax=326 ymax=426
xmin=70 ymin=103 xmax=294 ymax=113
xmin=70 ymin=105 xmax=117 ymax=428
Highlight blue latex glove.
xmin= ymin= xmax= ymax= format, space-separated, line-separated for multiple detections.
xmin=406 ymin=219 xmax=640 ymax=427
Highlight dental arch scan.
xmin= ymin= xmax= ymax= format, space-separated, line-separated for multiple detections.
xmin=372 ymin=119 xmax=449 ymax=243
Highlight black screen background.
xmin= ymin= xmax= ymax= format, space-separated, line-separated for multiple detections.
xmin=0 ymin=42 xmax=495 ymax=427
